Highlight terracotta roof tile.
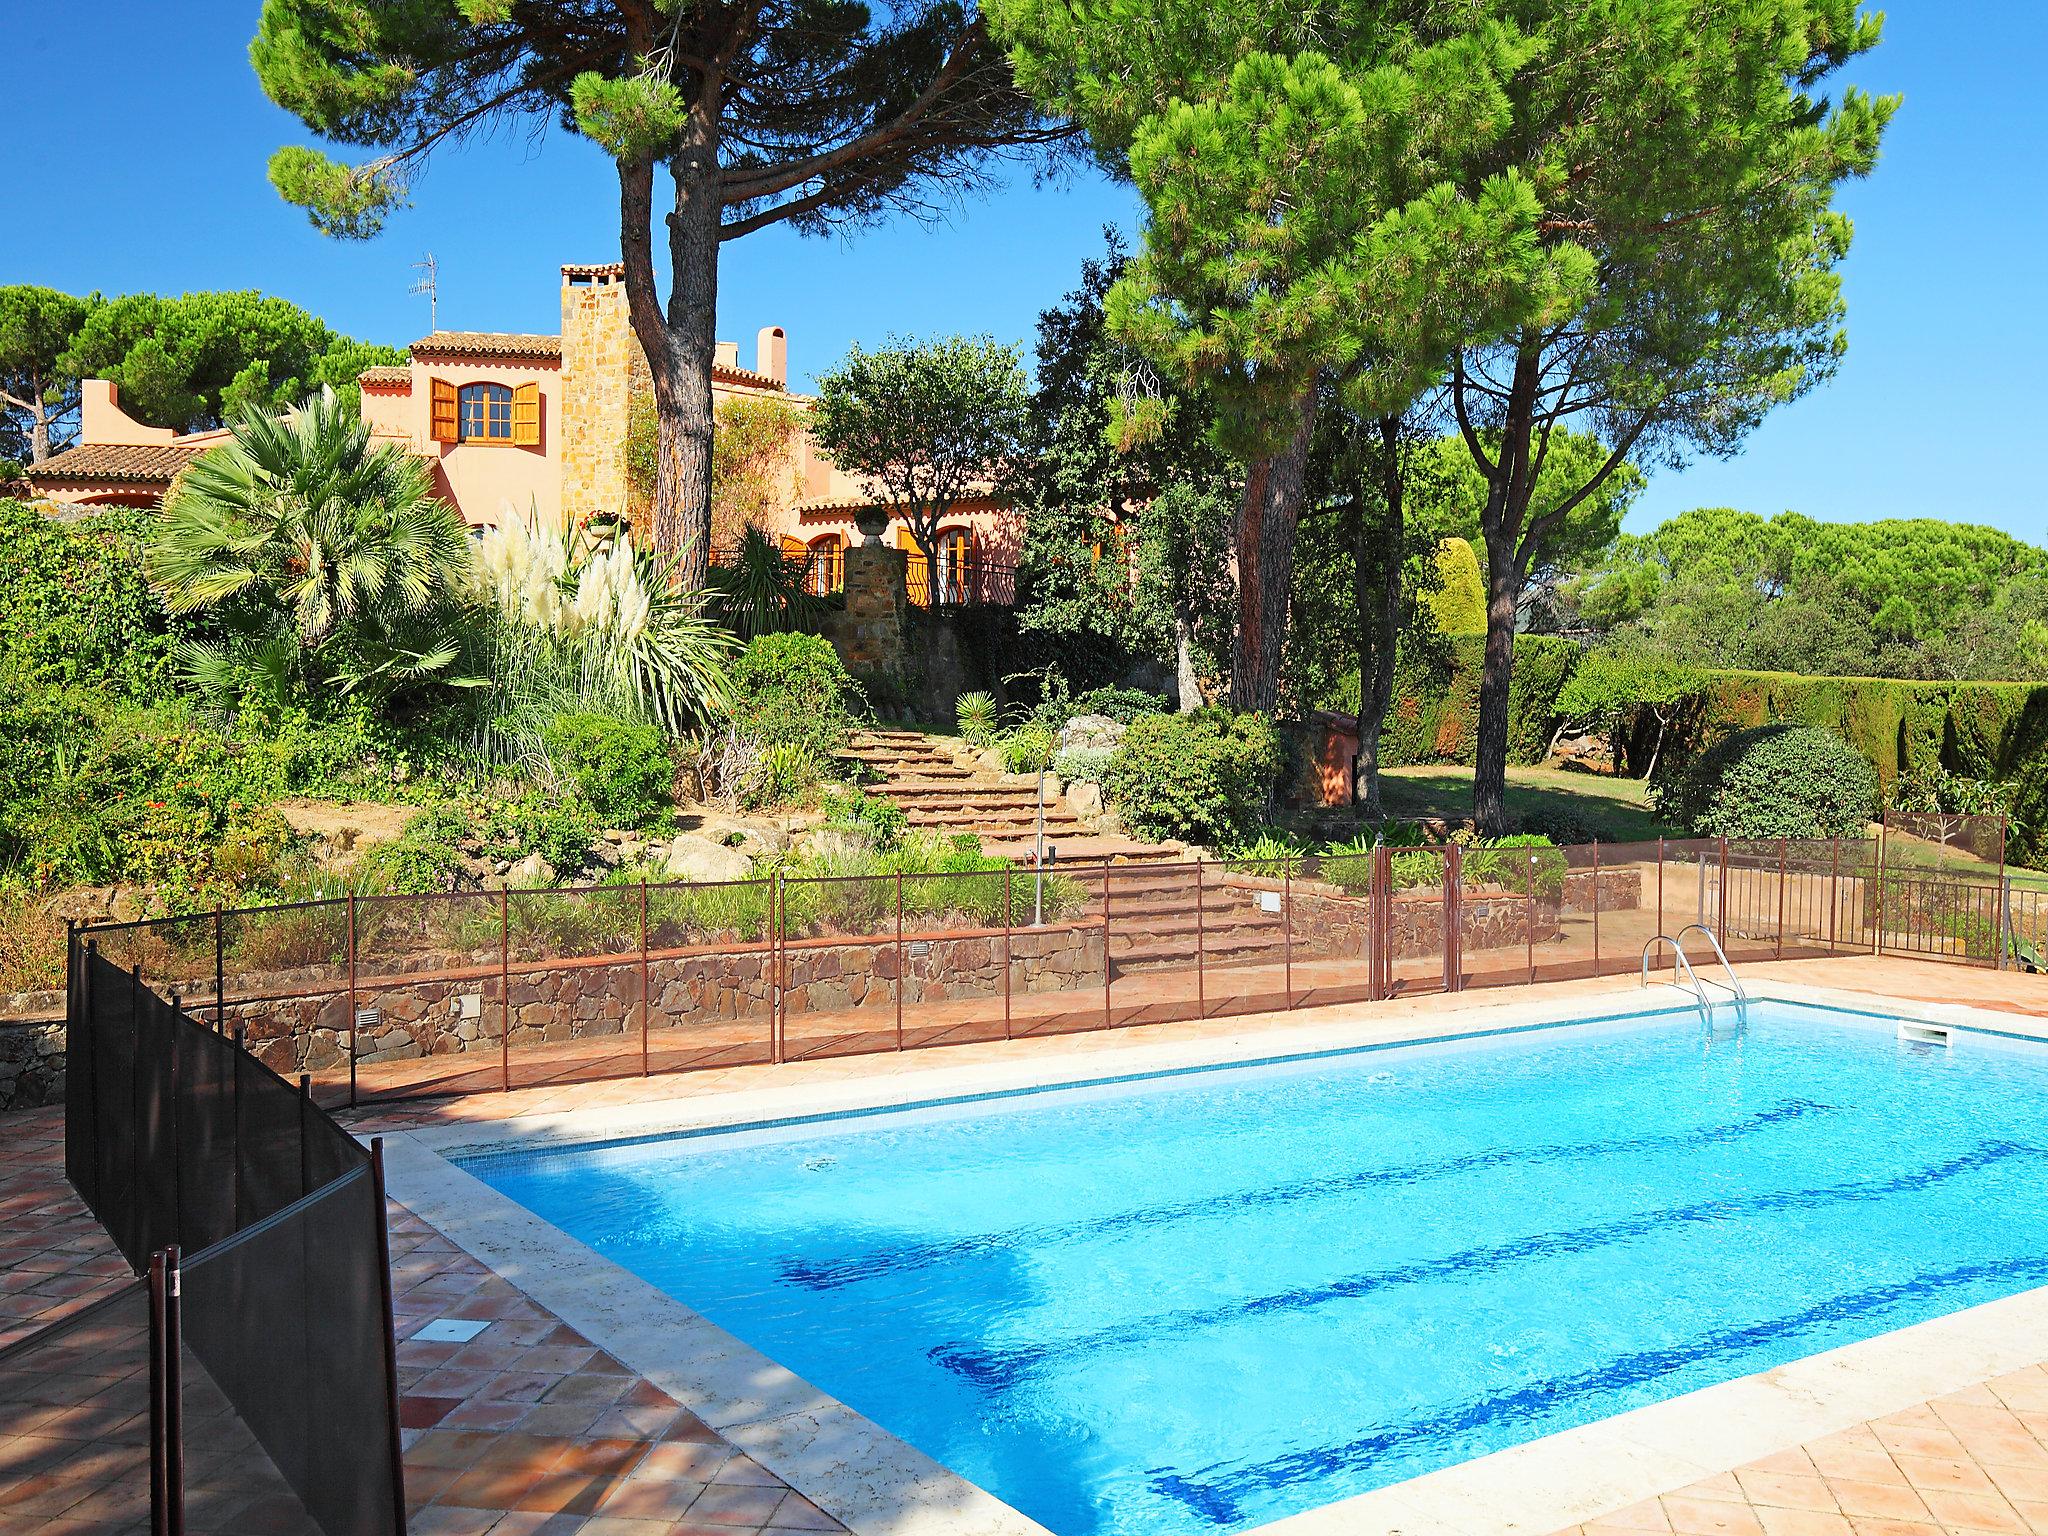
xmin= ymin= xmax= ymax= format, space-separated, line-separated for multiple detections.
xmin=358 ymin=366 xmax=413 ymax=388
xmin=409 ymin=331 xmax=562 ymax=361
xmin=26 ymin=442 xmax=204 ymax=486
xmin=713 ymin=363 xmax=786 ymax=391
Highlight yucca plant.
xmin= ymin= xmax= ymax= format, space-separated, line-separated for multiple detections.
xmin=147 ymin=390 xmax=475 ymax=707
xmin=955 ymin=691 xmax=999 ymax=746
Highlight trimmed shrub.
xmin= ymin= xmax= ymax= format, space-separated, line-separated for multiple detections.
xmin=1105 ymin=710 xmax=1283 ymax=846
xmin=728 ymin=632 xmax=859 ymax=761
xmin=541 ymin=713 xmax=673 ymax=826
xmin=1380 ymin=633 xmax=1581 ymax=769
xmin=1651 ymin=724 xmax=1877 ymax=840
xmin=819 ymin=787 xmax=909 ymax=851
xmin=1423 ymin=537 xmax=1488 ymax=637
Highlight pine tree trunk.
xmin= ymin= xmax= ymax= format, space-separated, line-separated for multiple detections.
xmin=1472 ymin=557 xmax=1522 ymax=836
xmin=656 ymin=132 xmax=723 ymax=588
xmin=1353 ymin=418 xmax=1403 ymax=824
xmin=30 ymin=393 xmax=50 ymax=465
xmin=1229 ymin=392 xmax=1317 ymax=714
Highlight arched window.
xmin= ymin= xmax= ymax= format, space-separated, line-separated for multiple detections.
xmin=936 ymin=527 xmax=972 ymax=605
xmin=807 ymin=532 xmax=845 ymax=595
xmin=457 ymin=382 xmax=514 ymax=443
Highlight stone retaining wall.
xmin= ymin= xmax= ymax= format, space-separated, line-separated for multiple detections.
xmin=211 ymin=921 xmax=1106 ymax=1078
xmin=0 ymin=1005 xmax=65 ymax=1113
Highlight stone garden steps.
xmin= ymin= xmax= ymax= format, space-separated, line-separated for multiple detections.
xmin=841 ymin=729 xmax=1182 ymax=867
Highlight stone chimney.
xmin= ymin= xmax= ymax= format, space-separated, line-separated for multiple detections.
xmin=559 ymin=262 xmax=642 ymax=531
xmin=756 ymin=327 xmax=787 ymax=386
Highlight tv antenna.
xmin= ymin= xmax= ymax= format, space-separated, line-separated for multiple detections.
xmin=410 ymin=253 xmax=440 ymax=332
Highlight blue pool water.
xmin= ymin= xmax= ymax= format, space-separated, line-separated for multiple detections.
xmin=467 ymin=1003 xmax=2048 ymax=1536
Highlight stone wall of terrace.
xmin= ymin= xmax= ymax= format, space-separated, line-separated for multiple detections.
xmin=202 ymin=918 xmax=1107 ymax=1078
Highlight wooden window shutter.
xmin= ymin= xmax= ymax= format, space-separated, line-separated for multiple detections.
xmin=429 ymin=377 xmax=458 ymax=444
xmin=894 ymin=524 xmax=917 ymax=552
xmin=781 ymin=534 xmax=806 ymax=558
xmin=511 ymin=382 xmax=541 ymax=446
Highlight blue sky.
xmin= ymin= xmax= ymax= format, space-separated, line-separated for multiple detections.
xmin=4 ymin=1 xmax=2040 ymax=543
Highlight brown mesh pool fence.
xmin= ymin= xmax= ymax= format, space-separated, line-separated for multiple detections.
xmin=73 ymin=828 xmax=2027 ymax=1112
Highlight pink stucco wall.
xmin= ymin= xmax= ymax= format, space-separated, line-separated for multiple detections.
xmin=361 ymin=355 xmax=563 ymax=529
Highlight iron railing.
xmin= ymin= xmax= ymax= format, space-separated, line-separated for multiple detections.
xmin=62 ymin=938 xmax=406 ymax=1536
xmin=72 ymin=826 xmax=2033 ymax=1111
xmin=706 ymin=541 xmax=1019 ymax=607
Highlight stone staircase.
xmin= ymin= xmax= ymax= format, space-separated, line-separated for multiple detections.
xmin=1094 ymin=864 xmax=1291 ymax=974
xmin=841 ymin=729 xmax=1180 ymax=867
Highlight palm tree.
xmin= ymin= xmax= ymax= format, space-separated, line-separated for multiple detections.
xmin=147 ymin=391 xmax=475 ymax=704
xmin=706 ymin=525 xmax=828 ymax=640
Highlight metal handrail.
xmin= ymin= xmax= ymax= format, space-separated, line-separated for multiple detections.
xmin=1675 ymin=923 xmax=1751 ymax=1023
xmin=1641 ymin=934 xmax=1714 ymax=1027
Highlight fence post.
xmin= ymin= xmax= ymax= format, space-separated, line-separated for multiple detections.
xmin=1101 ymin=866 xmax=1113 ymax=1032
xmin=1996 ymin=833 xmax=2011 ymax=970
xmin=1525 ymin=855 xmax=1537 ymax=986
xmin=148 ymin=1245 xmax=183 ymax=1536
xmin=130 ymin=964 xmax=144 ymax=1261
xmin=770 ymin=874 xmax=783 ymax=1066
xmin=1195 ymin=859 xmax=1207 ymax=1016
xmin=1283 ymin=853 xmax=1294 ymax=1010
xmin=1777 ymin=837 xmax=1788 ymax=960
xmin=345 ymin=895 xmax=358 ymax=1110
xmin=1592 ymin=840 xmax=1601 ymax=977
xmin=1003 ymin=866 xmax=1013 ymax=1041
xmin=640 ymin=879 xmax=652 ymax=1074
xmin=1874 ymin=821 xmax=1887 ymax=956
xmin=1829 ymin=838 xmax=1840 ymax=952
xmin=499 ymin=889 xmax=511 ymax=1092
xmin=1657 ymin=836 xmax=1665 ymax=941
xmin=369 ymin=1141 xmax=410 ymax=1531
xmin=1446 ymin=843 xmax=1463 ymax=993
xmin=297 ymin=1076 xmax=312 ymax=1201
xmin=1718 ymin=836 xmax=1729 ymax=940
xmin=213 ymin=908 xmax=225 ymax=1034
xmin=894 ymin=871 xmax=905 ymax=1051
xmin=231 ymin=1028 xmax=245 ymax=1232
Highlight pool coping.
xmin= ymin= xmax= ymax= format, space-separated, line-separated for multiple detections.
xmin=378 ymin=978 xmax=2048 ymax=1536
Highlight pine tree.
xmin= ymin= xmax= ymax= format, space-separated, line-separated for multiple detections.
xmin=252 ymin=0 xmax=1067 ymax=583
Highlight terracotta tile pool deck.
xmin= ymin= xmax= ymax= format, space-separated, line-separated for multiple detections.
xmin=5 ymin=956 xmax=2048 ymax=1536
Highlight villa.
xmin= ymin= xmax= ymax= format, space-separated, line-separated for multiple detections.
xmin=26 ymin=260 xmax=1021 ymax=591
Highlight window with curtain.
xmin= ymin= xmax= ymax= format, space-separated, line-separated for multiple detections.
xmin=808 ymin=533 xmax=845 ymax=595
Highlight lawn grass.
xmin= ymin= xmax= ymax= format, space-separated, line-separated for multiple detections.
xmin=1376 ymin=764 xmax=1673 ymax=843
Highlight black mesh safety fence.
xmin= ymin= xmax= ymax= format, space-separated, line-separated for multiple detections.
xmin=61 ymin=937 xmax=405 ymax=1536
xmin=182 ymin=1168 xmax=400 ymax=1536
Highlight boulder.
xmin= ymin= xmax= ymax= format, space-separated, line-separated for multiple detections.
xmin=1068 ymin=780 xmax=1104 ymax=819
xmin=508 ymin=853 xmax=557 ymax=888
xmin=1059 ymin=713 xmax=1125 ymax=754
xmin=977 ymin=746 xmax=1009 ymax=775
xmin=665 ymin=834 xmax=755 ymax=883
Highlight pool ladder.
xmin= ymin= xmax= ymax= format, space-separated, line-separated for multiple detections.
xmin=1641 ymin=924 xmax=1751 ymax=1030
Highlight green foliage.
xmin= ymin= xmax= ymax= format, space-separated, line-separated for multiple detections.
xmin=267 ymin=146 xmax=407 ymax=239
xmin=706 ymin=525 xmax=828 ymax=641
xmin=0 ymin=501 xmax=179 ymax=695
xmin=569 ymin=72 xmax=687 ymax=161
xmin=1104 ymin=710 xmax=1283 ymax=846
xmin=1 ymin=286 xmax=92 ymax=464
xmin=1464 ymin=834 xmax=1566 ymax=902
xmin=1050 ymin=746 xmax=1114 ymax=784
xmin=1011 ymin=235 xmax=1226 ymax=685
xmin=541 ymin=713 xmax=672 ymax=827
xmin=1652 ymin=725 xmax=1878 ymax=841
xmin=1569 ymin=508 xmax=2048 ymax=682
xmin=1381 ymin=634 xmax=1581 ymax=769
xmin=1424 ymin=538 xmax=1487 ymax=637
xmin=149 ymin=392 xmax=475 ymax=709
xmin=61 ymin=290 xmax=405 ymax=432
xmin=955 ymin=691 xmax=999 ymax=746
xmin=1000 ymin=723 xmax=1057 ymax=775
xmin=1555 ymin=648 xmax=1708 ymax=723
xmin=818 ymin=788 xmax=909 ymax=851
xmin=728 ymin=632 xmax=859 ymax=762
xmin=1073 ymin=685 xmax=1169 ymax=724
xmin=810 ymin=336 xmax=1031 ymax=563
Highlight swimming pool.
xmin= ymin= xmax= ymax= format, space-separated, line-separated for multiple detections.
xmin=465 ymin=1001 xmax=2048 ymax=1536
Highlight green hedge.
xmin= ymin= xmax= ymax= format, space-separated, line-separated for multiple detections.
xmin=1657 ymin=672 xmax=2048 ymax=866
xmin=1382 ymin=634 xmax=1580 ymax=770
